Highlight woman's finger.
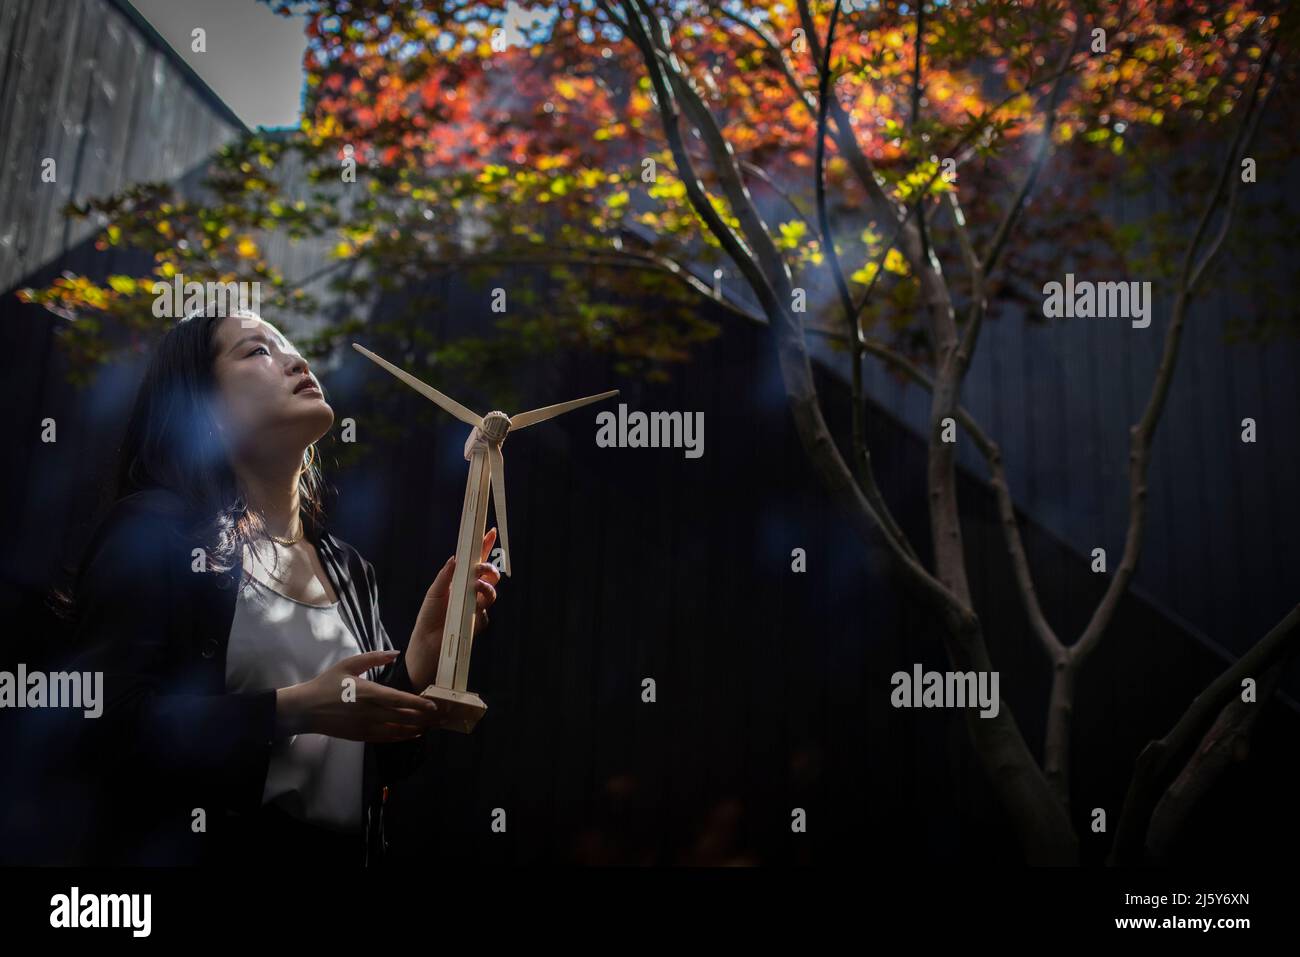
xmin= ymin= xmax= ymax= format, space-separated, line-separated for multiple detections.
xmin=480 ymin=527 xmax=498 ymax=563
xmin=367 ymin=685 xmax=441 ymax=714
xmin=473 ymin=562 xmax=501 ymax=586
xmin=427 ymin=556 xmax=455 ymax=596
xmin=474 ymin=579 xmax=497 ymax=609
xmin=338 ymin=649 xmax=402 ymax=676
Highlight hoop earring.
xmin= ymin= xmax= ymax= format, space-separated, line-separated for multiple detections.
xmin=302 ymin=444 xmax=317 ymax=472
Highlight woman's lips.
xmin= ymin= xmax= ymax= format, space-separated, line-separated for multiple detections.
xmin=296 ymin=385 xmax=323 ymax=397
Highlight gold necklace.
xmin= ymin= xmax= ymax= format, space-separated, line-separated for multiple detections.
xmin=269 ymin=520 xmax=305 ymax=547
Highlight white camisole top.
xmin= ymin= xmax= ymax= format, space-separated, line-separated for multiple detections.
xmin=223 ymin=572 xmax=365 ymax=834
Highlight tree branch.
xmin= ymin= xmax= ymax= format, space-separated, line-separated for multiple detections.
xmin=810 ymin=317 xmax=1065 ymax=662
xmin=979 ymin=20 xmax=1080 ymax=279
xmin=813 ymin=0 xmax=917 ymax=562
xmin=1073 ymin=36 xmax=1280 ymax=668
xmin=1109 ymin=603 xmax=1300 ymax=865
xmin=1144 ymin=658 xmax=1285 ymax=863
xmin=595 ymin=0 xmax=773 ymax=317
xmin=630 ymin=0 xmax=794 ymax=295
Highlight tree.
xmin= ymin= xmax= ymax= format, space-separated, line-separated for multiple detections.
xmin=20 ymin=0 xmax=1300 ymax=864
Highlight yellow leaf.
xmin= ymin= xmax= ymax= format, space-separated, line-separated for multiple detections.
xmin=776 ymin=219 xmax=807 ymax=249
xmin=236 ymin=236 xmax=259 ymax=259
xmin=850 ymin=261 xmax=880 ymax=285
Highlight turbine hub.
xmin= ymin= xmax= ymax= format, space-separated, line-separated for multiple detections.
xmin=481 ymin=411 xmax=511 ymax=442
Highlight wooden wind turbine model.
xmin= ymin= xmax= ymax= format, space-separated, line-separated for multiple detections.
xmin=352 ymin=342 xmax=618 ymax=733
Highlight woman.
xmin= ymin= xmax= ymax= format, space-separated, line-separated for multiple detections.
xmin=55 ymin=307 xmax=501 ymax=866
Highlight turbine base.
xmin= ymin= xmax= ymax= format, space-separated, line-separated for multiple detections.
xmin=419 ymin=684 xmax=488 ymax=734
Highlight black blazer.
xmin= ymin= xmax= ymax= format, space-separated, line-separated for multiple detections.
xmin=63 ymin=487 xmax=427 ymax=866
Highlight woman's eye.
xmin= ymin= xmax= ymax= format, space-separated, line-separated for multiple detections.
xmin=249 ymin=345 xmax=270 ymax=357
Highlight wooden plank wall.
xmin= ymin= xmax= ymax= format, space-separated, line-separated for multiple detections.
xmin=0 ymin=0 xmax=245 ymax=292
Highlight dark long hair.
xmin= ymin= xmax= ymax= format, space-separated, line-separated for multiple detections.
xmin=49 ymin=309 xmax=329 ymax=627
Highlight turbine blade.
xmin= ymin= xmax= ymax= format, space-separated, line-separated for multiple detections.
xmin=351 ymin=343 xmax=482 ymax=427
xmin=510 ymin=389 xmax=620 ymax=429
xmin=486 ymin=444 xmax=512 ymax=577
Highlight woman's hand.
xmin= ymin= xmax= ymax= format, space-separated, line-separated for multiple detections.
xmin=404 ymin=528 xmax=502 ymax=690
xmin=275 ymin=650 xmax=442 ymax=742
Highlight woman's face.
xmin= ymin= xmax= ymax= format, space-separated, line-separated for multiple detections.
xmin=210 ymin=315 xmax=333 ymax=456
